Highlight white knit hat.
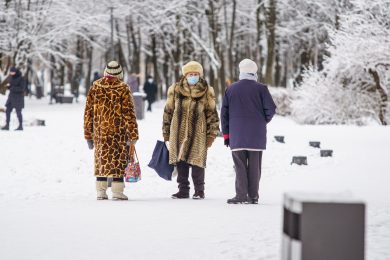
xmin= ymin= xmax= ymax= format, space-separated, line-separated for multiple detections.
xmin=104 ymin=61 xmax=123 ymax=80
xmin=239 ymin=59 xmax=258 ymax=74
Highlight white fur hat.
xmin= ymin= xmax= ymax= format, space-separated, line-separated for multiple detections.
xmin=239 ymin=59 xmax=258 ymax=74
xmin=182 ymin=61 xmax=204 ymax=76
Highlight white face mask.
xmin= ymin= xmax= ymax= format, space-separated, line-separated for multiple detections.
xmin=148 ymin=79 xmax=153 ymax=83
xmin=187 ymin=75 xmax=200 ymax=85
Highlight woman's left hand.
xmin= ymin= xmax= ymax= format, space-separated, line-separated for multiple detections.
xmin=206 ymin=137 xmax=214 ymax=148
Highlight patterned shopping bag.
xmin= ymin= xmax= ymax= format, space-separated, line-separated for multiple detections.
xmin=125 ymin=145 xmax=141 ymax=183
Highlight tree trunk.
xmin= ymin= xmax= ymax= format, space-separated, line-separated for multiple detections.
xmin=368 ymin=68 xmax=388 ymax=125
xmin=151 ymin=33 xmax=161 ymax=100
xmin=71 ymin=37 xmax=83 ymax=102
xmin=115 ymin=19 xmax=127 ymax=71
xmin=84 ymin=41 xmax=93 ymax=95
xmin=163 ymin=42 xmax=170 ymax=98
xmin=295 ymin=50 xmax=311 ymax=84
xmin=265 ymin=0 xmax=276 ymax=86
xmin=49 ymin=54 xmax=56 ymax=104
xmin=228 ymin=0 xmax=237 ymax=81
xmin=59 ymin=63 xmax=65 ymax=87
xmin=256 ymin=0 xmax=263 ymax=76
xmin=274 ymin=41 xmax=281 ymax=86
xmin=128 ymin=18 xmax=141 ymax=74
xmin=206 ymin=0 xmax=221 ymax=102
xmin=173 ymin=14 xmax=182 ymax=81
xmin=126 ymin=18 xmax=132 ymax=72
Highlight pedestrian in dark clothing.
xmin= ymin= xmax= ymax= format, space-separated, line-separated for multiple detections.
xmin=143 ymin=76 xmax=157 ymax=111
xmin=93 ymin=71 xmax=101 ymax=82
xmin=1 ymin=67 xmax=26 ymax=131
xmin=221 ymin=59 xmax=276 ymax=204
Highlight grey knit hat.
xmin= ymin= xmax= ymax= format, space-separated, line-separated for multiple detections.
xmin=104 ymin=61 xmax=123 ymax=80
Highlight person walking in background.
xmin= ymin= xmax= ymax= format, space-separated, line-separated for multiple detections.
xmin=92 ymin=71 xmax=101 ymax=82
xmin=1 ymin=67 xmax=26 ymax=131
xmin=221 ymin=59 xmax=276 ymax=204
xmin=143 ymin=75 xmax=157 ymax=111
xmin=162 ymin=61 xmax=220 ymax=200
xmin=84 ymin=61 xmax=139 ymax=200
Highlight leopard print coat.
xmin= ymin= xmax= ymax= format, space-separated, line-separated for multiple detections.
xmin=163 ymin=77 xmax=220 ymax=168
xmin=84 ymin=77 xmax=139 ymax=177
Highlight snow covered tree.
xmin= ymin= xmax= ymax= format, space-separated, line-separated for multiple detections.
xmin=0 ymin=0 xmax=358 ymax=104
xmin=292 ymin=0 xmax=390 ymax=125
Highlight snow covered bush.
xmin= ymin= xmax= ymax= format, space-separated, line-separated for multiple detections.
xmin=269 ymin=87 xmax=292 ymax=116
xmin=292 ymin=0 xmax=390 ymax=125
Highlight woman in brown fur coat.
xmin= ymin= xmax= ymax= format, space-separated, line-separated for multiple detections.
xmin=163 ymin=61 xmax=220 ymax=200
xmin=84 ymin=61 xmax=139 ymax=200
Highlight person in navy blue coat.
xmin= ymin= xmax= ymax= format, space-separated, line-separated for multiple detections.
xmin=221 ymin=59 xmax=276 ymax=204
xmin=1 ymin=67 xmax=26 ymax=131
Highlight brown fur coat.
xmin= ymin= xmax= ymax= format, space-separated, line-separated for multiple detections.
xmin=163 ymin=77 xmax=220 ymax=168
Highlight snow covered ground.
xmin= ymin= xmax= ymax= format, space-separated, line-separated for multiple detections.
xmin=0 ymin=96 xmax=389 ymax=260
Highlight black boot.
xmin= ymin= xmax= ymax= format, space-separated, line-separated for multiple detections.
xmin=227 ymin=196 xmax=248 ymax=204
xmin=171 ymin=190 xmax=190 ymax=199
xmin=247 ymin=198 xmax=258 ymax=204
xmin=192 ymin=191 xmax=205 ymax=200
xmin=15 ymin=125 xmax=23 ymax=131
xmin=1 ymin=124 xmax=9 ymax=131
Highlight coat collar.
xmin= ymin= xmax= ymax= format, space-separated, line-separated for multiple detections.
xmin=96 ymin=77 xmax=124 ymax=88
xmin=176 ymin=76 xmax=208 ymax=98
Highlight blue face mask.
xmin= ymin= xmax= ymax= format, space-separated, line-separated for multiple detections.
xmin=187 ymin=75 xmax=200 ymax=85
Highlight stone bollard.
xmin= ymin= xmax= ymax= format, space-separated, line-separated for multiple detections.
xmin=133 ymin=92 xmax=147 ymax=120
xmin=309 ymin=141 xmax=320 ymax=148
xmin=291 ymin=156 xmax=307 ymax=165
xmin=320 ymin=150 xmax=333 ymax=157
xmin=57 ymin=95 xmax=74 ymax=104
xmin=275 ymin=136 xmax=285 ymax=143
xmin=282 ymin=192 xmax=365 ymax=260
xmin=36 ymin=119 xmax=45 ymax=126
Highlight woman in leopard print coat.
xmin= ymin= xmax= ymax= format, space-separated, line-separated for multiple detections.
xmin=84 ymin=61 xmax=138 ymax=200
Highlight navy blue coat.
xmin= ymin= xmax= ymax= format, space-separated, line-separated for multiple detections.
xmin=6 ymin=72 xmax=26 ymax=110
xmin=221 ymin=80 xmax=276 ymax=150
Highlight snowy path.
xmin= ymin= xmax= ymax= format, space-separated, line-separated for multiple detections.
xmin=0 ymin=97 xmax=389 ymax=260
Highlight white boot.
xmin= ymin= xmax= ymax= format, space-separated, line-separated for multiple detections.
xmin=112 ymin=182 xmax=128 ymax=200
xmin=96 ymin=181 xmax=108 ymax=200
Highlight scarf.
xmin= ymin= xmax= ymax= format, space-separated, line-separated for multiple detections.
xmin=239 ymin=72 xmax=258 ymax=81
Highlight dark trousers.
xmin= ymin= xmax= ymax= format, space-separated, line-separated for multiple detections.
xmin=5 ymin=106 xmax=23 ymax=126
xmin=176 ymin=161 xmax=205 ymax=193
xmin=146 ymin=98 xmax=153 ymax=111
xmin=232 ymin=150 xmax=263 ymax=200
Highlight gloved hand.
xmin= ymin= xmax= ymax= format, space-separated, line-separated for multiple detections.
xmin=87 ymin=139 xmax=94 ymax=150
xmin=223 ymin=134 xmax=230 ymax=147
xmin=207 ymin=137 xmax=214 ymax=148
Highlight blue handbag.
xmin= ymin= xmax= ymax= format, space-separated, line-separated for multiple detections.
xmin=148 ymin=140 xmax=174 ymax=181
